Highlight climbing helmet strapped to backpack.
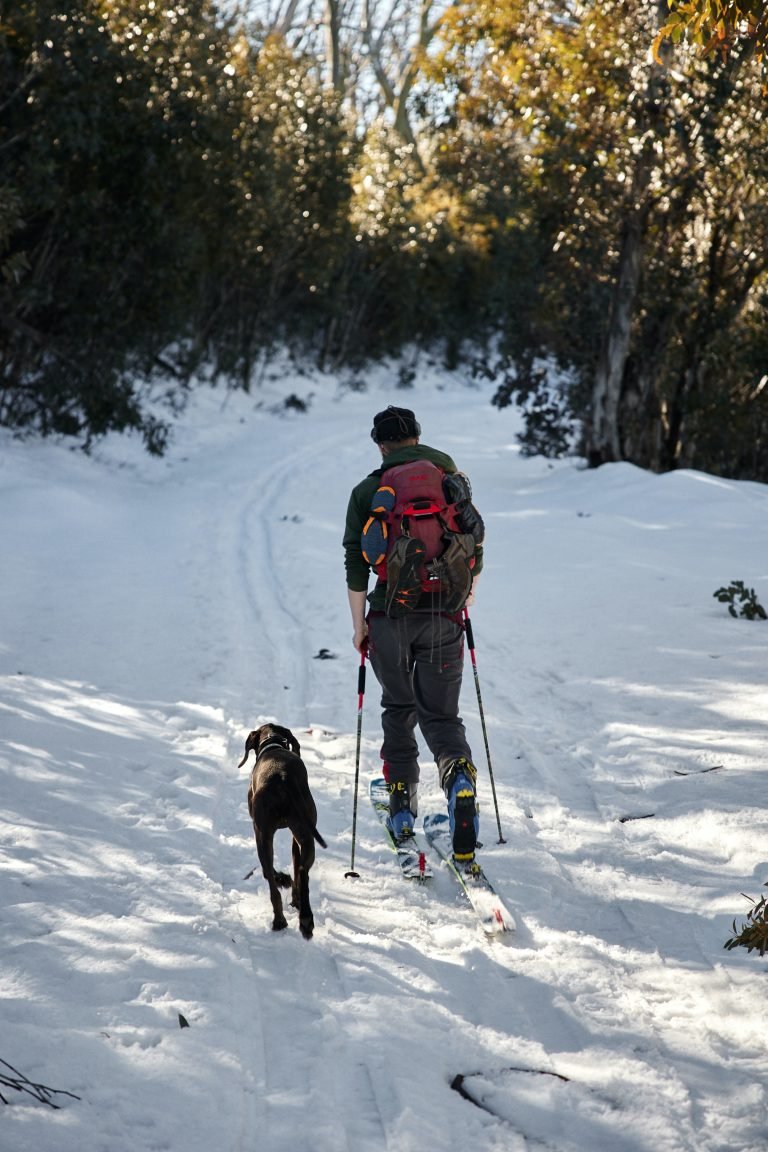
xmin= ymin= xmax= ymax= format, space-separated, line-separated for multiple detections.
xmin=360 ymin=461 xmax=484 ymax=618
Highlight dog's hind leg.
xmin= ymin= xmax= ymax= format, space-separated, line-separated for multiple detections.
xmin=256 ymin=830 xmax=288 ymax=932
xmin=291 ymin=833 xmax=316 ymax=940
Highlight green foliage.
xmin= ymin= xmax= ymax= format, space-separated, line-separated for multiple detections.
xmin=0 ymin=3 xmax=498 ymax=441
xmin=2 ymin=0 xmax=768 ymax=471
xmin=713 ymin=580 xmax=767 ymax=619
xmin=199 ymin=34 xmax=358 ymax=381
xmin=485 ymin=355 xmax=576 ymax=457
xmin=431 ymin=0 xmax=768 ymax=478
xmin=724 ymin=885 xmax=768 ymax=956
xmin=0 ymin=0 xmax=244 ymax=448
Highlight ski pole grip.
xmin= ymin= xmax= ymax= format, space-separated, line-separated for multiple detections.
xmin=358 ymin=662 xmax=366 ymax=695
xmin=464 ymin=613 xmax=475 ymax=650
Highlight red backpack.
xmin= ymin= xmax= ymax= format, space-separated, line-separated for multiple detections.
xmin=361 ymin=460 xmax=483 ymax=617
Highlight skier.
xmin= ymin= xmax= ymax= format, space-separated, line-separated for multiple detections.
xmin=343 ymin=405 xmax=484 ymax=860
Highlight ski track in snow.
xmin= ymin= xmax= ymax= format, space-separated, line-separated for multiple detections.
xmin=1 ymin=372 xmax=767 ymax=1152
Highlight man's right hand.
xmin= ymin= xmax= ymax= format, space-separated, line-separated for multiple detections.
xmin=348 ymin=588 xmax=369 ymax=653
xmin=353 ymin=622 xmax=369 ymax=653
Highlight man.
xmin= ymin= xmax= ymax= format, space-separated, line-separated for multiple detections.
xmin=343 ymin=404 xmax=483 ymax=860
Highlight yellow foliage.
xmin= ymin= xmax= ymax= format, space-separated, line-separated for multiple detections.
xmin=654 ymin=0 xmax=768 ymax=66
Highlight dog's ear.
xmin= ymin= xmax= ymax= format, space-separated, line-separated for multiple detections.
xmin=237 ymin=728 xmax=262 ymax=769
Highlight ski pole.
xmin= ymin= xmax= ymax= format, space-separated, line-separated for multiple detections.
xmin=345 ymin=645 xmax=367 ymax=878
xmin=463 ymin=607 xmax=506 ymax=844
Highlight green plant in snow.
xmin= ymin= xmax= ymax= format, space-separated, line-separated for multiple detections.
xmin=724 ymin=886 xmax=768 ymax=956
xmin=713 ymin=580 xmax=767 ymax=620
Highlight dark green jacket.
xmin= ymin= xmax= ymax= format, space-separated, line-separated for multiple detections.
xmin=343 ymin=443 xmax=484 ymax=611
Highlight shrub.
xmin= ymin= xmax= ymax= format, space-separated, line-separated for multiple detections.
xmin=724 ymin=886 xmax=768 ymax=957
xmin=713 ymin=581 xmax=767 ymax=620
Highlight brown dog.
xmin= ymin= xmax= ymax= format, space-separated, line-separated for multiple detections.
xmin=238 ymin=723 xmax=327 ymax=939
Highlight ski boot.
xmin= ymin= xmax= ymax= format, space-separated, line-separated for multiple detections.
xmin=444 ymin=758 xmax=478 ymax=861
xmin=388 ymin=779 xmax=418 ymax=842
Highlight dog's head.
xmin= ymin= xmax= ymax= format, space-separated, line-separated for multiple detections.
xmin=237 ymin=723 xmax=301 ymax=769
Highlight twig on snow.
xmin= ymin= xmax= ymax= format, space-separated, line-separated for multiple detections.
xmin=0 ymin=1058 xmax=81 ymax=1109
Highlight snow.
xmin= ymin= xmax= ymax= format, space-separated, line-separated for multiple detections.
xmin=1 ymin=360 xmax=767 ymax=1152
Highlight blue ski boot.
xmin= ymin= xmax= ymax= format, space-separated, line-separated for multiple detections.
xmin=388 ymin=779 xmax=417 ymax=842
xmin=444 ymin=758 xmax=478 ymax=861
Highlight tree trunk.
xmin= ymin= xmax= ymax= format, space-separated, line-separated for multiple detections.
xmin=325 ymin=0 xmax=343 ymax=94
xmin=362 ymin=0 xmax=435 ymax=171
xmin=586 ymin=0 xmax=668 ymax=468
xmin=587 ymin=204 xmax=646 ymax=465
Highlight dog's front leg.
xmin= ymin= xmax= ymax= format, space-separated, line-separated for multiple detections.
xmin=256 ymin=830 xmax=288 ymax=932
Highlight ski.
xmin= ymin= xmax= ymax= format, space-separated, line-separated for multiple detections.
xmin=369 ymin=779 xmax=515 ymax=935
xmin=370 ymin=777 xmax=432 ymax=881
xmin=423 ymin=812 xmax=516 ymax=936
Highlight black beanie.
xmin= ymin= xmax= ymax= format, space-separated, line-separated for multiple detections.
xmin=370 ymin=405 xmax=421 ymax=443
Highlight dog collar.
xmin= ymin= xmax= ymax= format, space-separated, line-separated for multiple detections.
xmin=256 ymin=737 xmax=292 ymax=759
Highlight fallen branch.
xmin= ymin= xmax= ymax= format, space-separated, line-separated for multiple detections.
xmin=451 ymin=1066 xmax=570 ymax=1117
xmin=0 ymin=1058 xmax=81 ymax=1109
xmin=673 ymin=764 xmax=724 ymax=776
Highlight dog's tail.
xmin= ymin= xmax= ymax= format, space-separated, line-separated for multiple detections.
xmin=283 ymin=769 xmax=328 ymax=851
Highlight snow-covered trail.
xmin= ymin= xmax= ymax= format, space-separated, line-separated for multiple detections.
xmin=1 ymin=372 xmax=767 ymax=1152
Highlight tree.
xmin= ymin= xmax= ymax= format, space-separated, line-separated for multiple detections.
xmin=199 ymin=32 xmax=358 ymax=379
xmin=248 ymin=0 xmax=446 ymax=164
xmin=655 ymin=1 xmax=768 ymax=71
xmin=430 ymin=0 xmax=768 ymax=477
xmin=0 ymin=0 xmax=247 ymax=449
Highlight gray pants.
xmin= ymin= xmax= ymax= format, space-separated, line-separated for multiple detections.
xmin=367 ymin=612 xmax=473 ymax=792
